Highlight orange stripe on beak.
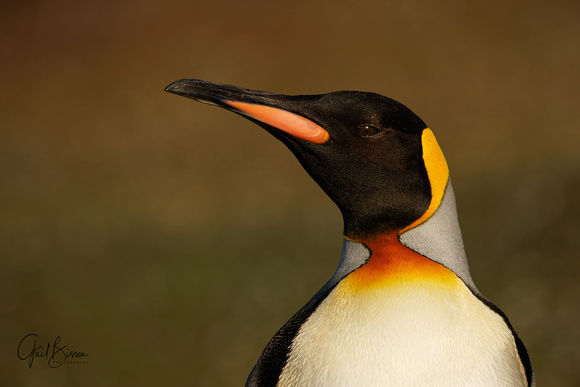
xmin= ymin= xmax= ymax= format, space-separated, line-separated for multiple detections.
xmin=225 ymin=100 xmax=330 ymax=144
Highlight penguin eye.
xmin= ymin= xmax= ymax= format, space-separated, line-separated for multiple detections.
xmin=354 ymin=124 xmax=381 ymax=137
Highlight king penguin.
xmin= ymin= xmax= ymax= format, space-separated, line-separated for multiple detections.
xmin=165 ymin=79 xmax=534 ymax=387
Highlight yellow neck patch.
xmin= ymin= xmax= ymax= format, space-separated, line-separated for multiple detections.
xmin=401 ymin=128 xmax=449 ymax=233
xmin=342 ymin=234 xmax=458 ymax=291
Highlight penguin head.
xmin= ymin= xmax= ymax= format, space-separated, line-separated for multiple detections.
xmin=165 ymin=79 xmax=448 ymax=240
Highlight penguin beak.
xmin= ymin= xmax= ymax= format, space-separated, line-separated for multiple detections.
xmin=165 ymin=79 xmax=330 ymax=144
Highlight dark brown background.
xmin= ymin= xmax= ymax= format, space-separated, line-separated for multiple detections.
xmin=2 ymin=0 xmax=579 ymax=385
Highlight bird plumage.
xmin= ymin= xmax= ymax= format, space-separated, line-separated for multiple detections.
xmin=165 ymin=79 xmax=534 ymax=386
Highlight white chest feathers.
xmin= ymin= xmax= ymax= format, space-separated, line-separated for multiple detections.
xmin=277 ymin=274 xmax=527 ymax=387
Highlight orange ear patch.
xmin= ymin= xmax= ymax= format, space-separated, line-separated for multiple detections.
xmin=401 ymin=128 xmax=449 ymax=233
xmin=224 ymin=100 xmax=330 ymax=144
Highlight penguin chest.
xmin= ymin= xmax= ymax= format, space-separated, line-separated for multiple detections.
xmin=277 ymin=257 xmax=527 ymax=386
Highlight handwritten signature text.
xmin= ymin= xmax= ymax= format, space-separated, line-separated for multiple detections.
xmin=17 ymin=333 xmax=89 ymax=368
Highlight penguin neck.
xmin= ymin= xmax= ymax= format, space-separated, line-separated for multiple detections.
xmin=347 ymin=233 xmax=458 ymax=290
xmin=334 ymin=179 xmax=477 ymax=292
xmin=399 ymin=179 xmax=476 ymax=290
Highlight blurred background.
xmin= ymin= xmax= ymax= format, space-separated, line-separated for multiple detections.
xmin=1 ymin=0 xmax=579 ymax=385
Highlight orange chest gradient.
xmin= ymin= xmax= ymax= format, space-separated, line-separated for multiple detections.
xmin=344 ymin=234 xmax=459 ymax=290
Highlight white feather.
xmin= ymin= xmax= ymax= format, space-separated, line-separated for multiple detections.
xmin=278 ymin=275 xmax=527 ymax=386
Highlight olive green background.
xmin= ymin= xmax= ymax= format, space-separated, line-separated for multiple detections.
xmin=2 ymin=0 xmax=579 ymax=385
